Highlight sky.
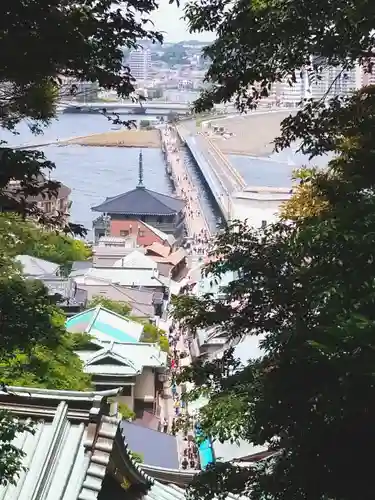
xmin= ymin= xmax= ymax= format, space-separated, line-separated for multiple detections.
xmin=150 ymin=0 xmax=214 ymax=43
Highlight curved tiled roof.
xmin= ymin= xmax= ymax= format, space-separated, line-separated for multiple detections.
xmin=0 ymin=386 xmax=152 ymax=500
xmin=92 ymin=187 xmax=185 ymax=216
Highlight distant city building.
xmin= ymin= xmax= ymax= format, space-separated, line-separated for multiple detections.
xmin=306 ymin=60 xmax=357 ymax=100
xmin=358 ymin=58 xmax=375 ymax=87
xmin=127 ymin=47 xmax=152 ymax=80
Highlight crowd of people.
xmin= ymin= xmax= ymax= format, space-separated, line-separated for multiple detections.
xmin=161 ymin=326 xmax=200 ymax=471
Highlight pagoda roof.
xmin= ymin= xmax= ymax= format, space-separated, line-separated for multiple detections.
xmin=92 ymin=187 xmax=185 ymax=216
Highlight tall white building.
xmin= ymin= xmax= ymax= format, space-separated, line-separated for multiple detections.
xmin=306 ymin=67 xmax=357 ymax=100
xmin=126 ymin=48 xmax=151 ymax=81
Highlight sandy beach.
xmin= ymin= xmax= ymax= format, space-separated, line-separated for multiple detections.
xmin=206 ymin=110 xmax=294 ymax=156
xmin=64 ymin=129 xmax=161 ymax=148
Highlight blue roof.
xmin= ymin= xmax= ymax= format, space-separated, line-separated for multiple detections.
xmin=66 ymin=306 xmax=143 ymax=343
xmin=120 ymin=421 xmax=179 ymax=469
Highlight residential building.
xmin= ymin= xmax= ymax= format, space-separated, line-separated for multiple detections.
xmin=66 ymin=305 xmax=144 ymax=343
xmin=16 ymin=254 xmax=88 ymax=316
xmin=307 ymin=58 xmax=357 ymax=99
xmin=1 ymin=176 xmax=71 ymax=218
xmin=92 ymin=231 xmax=175 ymax=267
xmin=145 ymin=243 xmax=187 ymax=279
xmin=70 ymin=276 xmax=157 ymax=318
xmin=231 ymin=187 xmax=292 ymax=228
xmin=92 ymin=235 xmax=139 ymax=267
xmin=38 ymin=275 xmax=88 ymax=317
xmin=72 ymin=266 xmax=172 ymax=292
xmin=92 ymin=151 xmax=185 ymax=243
xmin=15 ymin=254 xmax=60 ymax=277
xmin=127 ymin=47 xmax=152 ymax=80
xmin=76 ymin=338 xmax=167 ymax=416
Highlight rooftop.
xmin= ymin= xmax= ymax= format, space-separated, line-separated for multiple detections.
xmin=15 ymin=254 xmax=60 ymax=277
xmin=113 ymin=249 xmax=157 ymax=270
xmin=66 ymin=305 xmax=143 ymax=343
xmin=92 ymin=187 xmax=184 ymax=216
xmin=72 ymin=267 xmax=174 ymax=289
xmin=120 ymin=421 xmax=179 ymax=469
xmin=0 ymin=385 xmax=152 ymax=500
xmin=77 ymin=339 xmax=167 ymax=378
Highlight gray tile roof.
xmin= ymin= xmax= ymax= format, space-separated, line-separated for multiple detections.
xmin=120 ymin=421 xmax=179 ymax=469
xmin=92 ymin=187 xmax=185 ymax=216
xmin=0 ymin=386 xmax=152 ymax=500
xmin=15 ymin=254 xmax=60 ymax=277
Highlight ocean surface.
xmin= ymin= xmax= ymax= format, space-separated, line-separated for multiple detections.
xmin=0 ymin=114 xmax=220 ymax=234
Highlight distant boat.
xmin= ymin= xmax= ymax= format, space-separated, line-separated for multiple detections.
xmin=111 ymin=125 xmax=122 ymax=130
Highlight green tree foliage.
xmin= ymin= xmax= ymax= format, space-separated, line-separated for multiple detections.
xmin=0 ymin=276 xmax=63 ymax=357
xmin=118 ymin=402 xmax=136 ymax=421
xmin=0 ymin=213 xmax=91 ymax=269
xmin=88 ymin=295 xmax=132 ymax=317
xmin=130 ymin=451 xmax=144 ymax=464
xmin=0 ymin=0 xmax=172 ymax=485
xmin=139 ymin=322 xmax=169 ymax=352
xmin=173 ymin=2 xmax=375 ymax=496
xmin=185 ymin=0 xmax=375 ymax=113
xmin=0 ymin=412 xmax=34 ymax=486
xmin=0 ymin=276 xmax=92 ymax=389
xmin=175 ymin=87 xmax=375 ymax=500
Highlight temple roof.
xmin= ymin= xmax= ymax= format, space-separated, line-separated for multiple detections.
xmin=0 ymin=386 xmax=152 ymax=500
xmin=91 ymin=187 xmax=185 ymax=216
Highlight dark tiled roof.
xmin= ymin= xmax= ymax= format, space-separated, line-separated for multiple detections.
xmin=120 ymin=420 xmax=179 ymax=469
xmin=92 ymin=187 xmax=185 ymax=216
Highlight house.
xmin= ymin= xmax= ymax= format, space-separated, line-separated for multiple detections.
xmin=188 ymin=270 xmax=238 ymax=359
xmin=1 ymin=175 xmax=71 ymax=219
xmin=66 ymin=305 xmax=144 ymax=343
xmin=69 ymin=276 xmax=157 ymax=318
xmin=0 ymin=386 xmax=250 ymax=499
xmin=15 ymin=254 xmax=60 ymax=277
xmin=38 ymin=275 xmax=88 ymax=317
xmin=92 ymin=151 xmax=185 ymax=243
xmin=71 ymin=266 xmax=174 ymax=292
xmin=92 ymin=235 xmax=139 ymax=267
xmin=145 ymin=244 xmax=187 ymax=279
xmin=76 ymin=338 xmax=167 ymax=415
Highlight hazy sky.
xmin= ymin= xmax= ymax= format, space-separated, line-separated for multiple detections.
xmin=151 ymin=0 xmax=214 ymax=42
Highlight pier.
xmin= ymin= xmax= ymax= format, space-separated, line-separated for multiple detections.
xmin=161 ymin=127 xmax=210 ymax=240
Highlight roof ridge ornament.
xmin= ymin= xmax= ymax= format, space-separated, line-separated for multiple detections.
xmin=137 ymin=149 xmax=144 ymax=188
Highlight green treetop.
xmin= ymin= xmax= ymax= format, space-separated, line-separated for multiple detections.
xmin=0 ymin=213 xmax=91 ymax=270
xmin=170 ymin=1 xmax=375 ymax=498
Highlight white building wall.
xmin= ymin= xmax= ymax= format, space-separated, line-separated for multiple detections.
xmin=134 ymin=368 xmax=155 ymax=400
xmin=117 ymin=394 xmax=134 ymax=411
xmin=232 ymin=195 xmax=291 ymax=227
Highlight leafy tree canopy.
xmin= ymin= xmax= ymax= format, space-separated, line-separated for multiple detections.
xmin=173 ymin=6 xmax=375 ymax=497
xmin=185 ymin=0 xmax=375 ymax=112
xmin=0 ymin=213 xmax=91 ymax=268
xmin=88 ymin=295 xmax=132 ymax=317
xmin=0 ymin=0 xmax=173 ymax=485
xmin=0 ymin=274 xmax=91 ymax=388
